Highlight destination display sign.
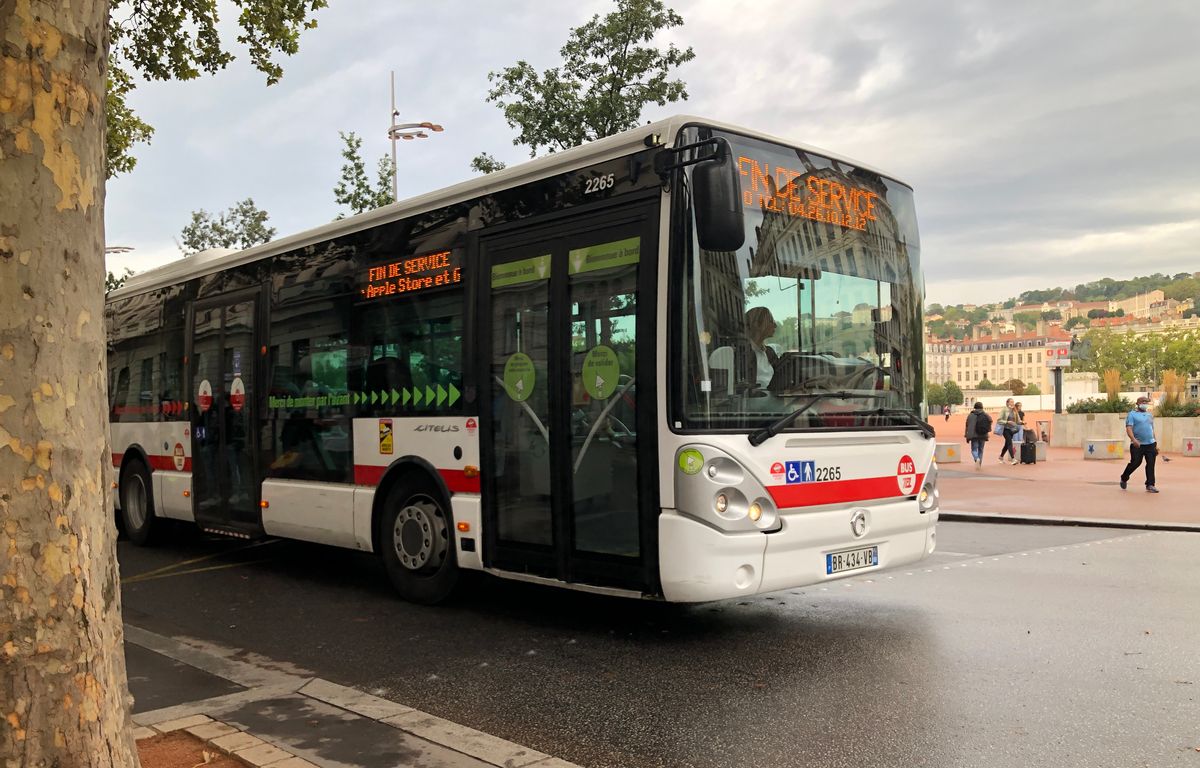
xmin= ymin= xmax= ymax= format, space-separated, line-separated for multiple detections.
xmin=737 ymin=156 xmax=879 ymax=231
xmin=362 ymin=249 xmax=462 ymax=300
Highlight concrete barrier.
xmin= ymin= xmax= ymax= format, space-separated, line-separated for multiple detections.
xmin=1035 ymin=441 xmax=1048 ymax=462
xmin=935 ymin=443 xmax=962 ymax=463
xmin=1084 ymin=438 xmax=1125 ymax=460
xmin=1184 ymin=437 xmax=1200 ymax=457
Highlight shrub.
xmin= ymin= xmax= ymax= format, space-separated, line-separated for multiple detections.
xmin=1158 ymin=401 xmax=1200 ymax=417
xmin=1067 ymin=397 xmax=1135 ymax=414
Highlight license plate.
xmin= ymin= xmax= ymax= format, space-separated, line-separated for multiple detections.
xmin=826 ymin=545 xmax=879 ymax=575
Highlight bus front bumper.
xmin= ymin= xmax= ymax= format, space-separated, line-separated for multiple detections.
xmin=658 ymin=502 xmax=937 ymax=603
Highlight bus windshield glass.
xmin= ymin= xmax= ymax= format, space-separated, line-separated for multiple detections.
xmin=676 ymin=128 xmax=924 ymax=432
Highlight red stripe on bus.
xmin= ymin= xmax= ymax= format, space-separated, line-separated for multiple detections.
xmin=353 ymin=465 xmax=480 ymax=494
xmin=766 ymin=473 xmax=925 ymax=509
xmin=111 ymin=452 xmax=191 ymax=472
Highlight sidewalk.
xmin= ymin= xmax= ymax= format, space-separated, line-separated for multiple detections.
xmin=126 ymin=624 xmax=578 ymax=768
xmin=931 ymin=412 xmax=1200 ymax=531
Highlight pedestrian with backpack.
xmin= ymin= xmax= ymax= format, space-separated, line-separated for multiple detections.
xmin=965 ymin=401 xmax=992 ymax=468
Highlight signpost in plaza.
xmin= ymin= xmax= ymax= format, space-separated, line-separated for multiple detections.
xmin=1045 ymin=341 xmax=1072 ymax=413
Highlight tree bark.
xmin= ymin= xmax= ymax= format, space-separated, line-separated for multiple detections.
xmin=1 ymin=1 xmax=138 ymax=766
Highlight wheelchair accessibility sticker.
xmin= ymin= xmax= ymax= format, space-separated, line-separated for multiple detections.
xmin=785 ymin=460 xmax=815 ymax=484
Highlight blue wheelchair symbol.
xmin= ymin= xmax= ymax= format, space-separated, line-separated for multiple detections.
xmin=786 ymin=460 xmax=815 ymax=484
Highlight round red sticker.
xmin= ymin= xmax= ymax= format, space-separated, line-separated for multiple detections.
xmin=197 ymin=379 xmax=213 ymax=413
xmin=230 ymin=377 xmax=245 ymax=412
xmin=897 ymin=454 xmax=917 ymax=495
xmin=173 ymin=443 xmax=185 ymax=471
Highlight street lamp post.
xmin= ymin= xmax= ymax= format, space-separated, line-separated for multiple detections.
xmin=387 ymin=70 xmax=443 ymax=201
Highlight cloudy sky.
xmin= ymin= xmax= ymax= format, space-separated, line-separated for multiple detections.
xmin=104 ymin=0 xmax=1200 ymax=306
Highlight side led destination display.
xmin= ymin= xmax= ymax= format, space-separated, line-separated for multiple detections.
xmin=362 ymin=249 xmax=462 ymax=299
xmin=737 ymin=156 xmax=879 ymax=231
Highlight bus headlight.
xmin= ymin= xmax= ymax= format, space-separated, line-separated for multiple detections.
xmin=748 ymin=501 xmax=762 ymax=521
xmin=676 ymin=445 xmax=779 ymax=533
xmin=714 ymin=488 xmax=747 ymax=520
xmin=918 ymin=480 xmax=939 ymax=512
xmin=716 ymin=493 xmax=729 ymax=514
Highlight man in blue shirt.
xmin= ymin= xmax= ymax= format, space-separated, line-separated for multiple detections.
xmin=1119 ymin=395 xmax=1158 ymax=493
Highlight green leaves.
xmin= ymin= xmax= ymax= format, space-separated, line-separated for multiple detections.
xmin=333 ymin=132 xmax=395 ymax=218
xmin=481 ymin=0 xmax=695 ymax=159
xmin=180 ymin=198 xmax=276 ymax=253
xmin=105 ymin=0 xmax=327 ymax=175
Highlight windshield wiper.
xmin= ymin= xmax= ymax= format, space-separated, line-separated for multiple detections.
xmin=845 ymin=407 xmax=935 ymax=440
xmin=748 ymin=391 xmax=873 ymax=446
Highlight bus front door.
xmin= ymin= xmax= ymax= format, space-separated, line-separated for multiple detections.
xmin=482 ymin=203 xmax=658 ymax=593
xmin=189 ymin=293 xmax=261 ymax=533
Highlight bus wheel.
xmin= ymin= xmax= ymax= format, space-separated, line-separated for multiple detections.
xmin=381 ymin=478 xmax=458 ymax=604
xmin=120 ymin=459 xmax=159 ymax=546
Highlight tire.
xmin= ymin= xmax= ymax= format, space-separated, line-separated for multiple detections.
xmin=120 ymin=459 xmax=159 ymax=546
xmin=380 ymin=475 xmax=459 ymax=604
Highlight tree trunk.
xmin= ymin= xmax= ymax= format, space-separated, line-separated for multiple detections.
xmin=1 ymin=2 xmax=138 ymax=766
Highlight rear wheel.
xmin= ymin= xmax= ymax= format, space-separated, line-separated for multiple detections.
xmin=120 ymin=459 xmax=159 ymax=546
xmin=380 ymin=476 xmax=459 ymax=604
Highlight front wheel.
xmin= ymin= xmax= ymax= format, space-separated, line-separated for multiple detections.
xmin=120 ymin=459 xmax=159 ymax=546
xmin=380 ymin=477 xmax=459 ymax=604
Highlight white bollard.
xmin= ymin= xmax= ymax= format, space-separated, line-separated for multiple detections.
xmin=1084 ymin=438 xmax=1124 ymax=460
xmin=935 ymin=443 xmax=962 ymax=463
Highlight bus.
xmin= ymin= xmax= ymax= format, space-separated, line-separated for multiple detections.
xmin=107 ymin=115 xmax=938 ymax=604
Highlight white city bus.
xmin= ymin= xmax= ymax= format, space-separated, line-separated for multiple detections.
xmin=107 ymin=115 xmax=938 ymax=604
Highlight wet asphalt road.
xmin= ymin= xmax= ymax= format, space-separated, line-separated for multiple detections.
xmin=118 ymin=522 xmax=1200 ymax=768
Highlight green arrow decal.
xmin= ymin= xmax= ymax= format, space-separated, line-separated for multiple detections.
xmin=448 ymin=383 xmax=460 ymax=407
xmin=370 ymin=391 xmax=378 ymax=405
xmin=413 ymin=388 xmax=423 ymax=406
xmin=402 ymin=388 xmax=411 ymax=406
xmin=436 ymin=385 xmax=446 ymax=406
xmin=352 ymin=392 xmax=359 ymax=405
xmin=391 ymin=389 xmax=400 ymax=406
xmin=426 ymin=386 xmax=435 ymax=406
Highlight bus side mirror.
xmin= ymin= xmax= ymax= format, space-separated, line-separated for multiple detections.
xmin=693 ymin=142 xmax=745 ymax=253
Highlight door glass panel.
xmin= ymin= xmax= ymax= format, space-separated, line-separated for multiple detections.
xmin=192 ymin=306 xmax=222 ymax=520
xmin=223 ymin=301 xmax=256 ymax=523
xmin=191 ymin=299 xmax=257 ymax=526
xmin=490 ymin=254 xmax=552 ymax=547
xmin=567 ymin=237 xmax=640 ymax=557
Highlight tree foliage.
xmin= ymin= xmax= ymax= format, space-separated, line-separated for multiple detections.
xmin=1000 ymin=378 xmax=1026 ymax=395
xmin=106 ymin=268 xmax=133 ymax=292
xmin=475 ymin=0 xmax=694 ymax=167
xmin=977 ymin=378 xmax=997 ymax=390
xmin=1024 ymin=383 xmax=1042 ymax=395
xmin=470 ymin=152 xmax=508 ymax=175
xmin=943 ymin=380 xmax=964 ymax=406
xmin=1075 ymin=328 xmax=1200 ymax=385
xmin=105 ymin=0 xmax=328 ymax=177
xmin=926 ymin=382 xmax=945 ymax=408
xmin=181 ymin=198 xmax=276 ymax=253
xmin=333 ymin=132 xmax=395 ymax=217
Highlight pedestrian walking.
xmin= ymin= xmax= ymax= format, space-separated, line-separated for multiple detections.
xmin=997 ymin=397 xmax=1020 ymax=465
xmin=943 ymin=404 xmax=951 ymax=421
xmin=1119 ymin=395 xmax=1159 ymax=492
xmin=964 ymin=401 xmax=991 ymax=468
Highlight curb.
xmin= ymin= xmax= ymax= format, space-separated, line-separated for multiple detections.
xmin=939 ymin=511 xmax=1200 ymax=533
xmin=135 ymin=715 xmax=316 ymax=768
xmin=127 ymin=625 xmax=582 ymax=768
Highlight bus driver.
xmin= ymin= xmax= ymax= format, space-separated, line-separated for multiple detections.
xmin=744 ymin=306 xmax=780 ymax=389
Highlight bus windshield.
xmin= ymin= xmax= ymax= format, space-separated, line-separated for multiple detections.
xmin=675 ymin=128 xmax=924 ymax=432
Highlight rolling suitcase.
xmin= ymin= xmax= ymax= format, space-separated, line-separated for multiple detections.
xmin=1020 ymin=441 xmax=1037 ymax=465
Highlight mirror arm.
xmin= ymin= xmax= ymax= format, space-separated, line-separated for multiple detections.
xmin=653 ymin=138 xmax=730 ymax=178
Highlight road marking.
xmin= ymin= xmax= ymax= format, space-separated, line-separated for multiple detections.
xmin=125 ymin=539 xmax=280 ymax=582
xmin=124 ymin=559 xmax=274 ymax=584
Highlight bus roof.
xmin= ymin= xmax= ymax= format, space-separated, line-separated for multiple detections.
xmin=108 ymin=115 xmax=906 ymax=299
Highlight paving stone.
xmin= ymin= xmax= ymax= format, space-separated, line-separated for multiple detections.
xmin=186 ymin=721 xmax=238 ymax=740
xmin=234 ymin=742 xmax=294 ymax=767
xmin=299 ymin=678 xmax=413 ymax=720
xmin=131 ymin=726 xmax=158 ymax=741
xmin=210 ymin=731 xmax=265 ymax=754
xmin=525 ymin=758 xmax=585 ymax=768
xmin=267 ymin=758 xmax=319 ymax=768
xmin=383 ymin=710 xmax=548 ymax=767
xmin=154 ymin=714 xmax=212 ymax=732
